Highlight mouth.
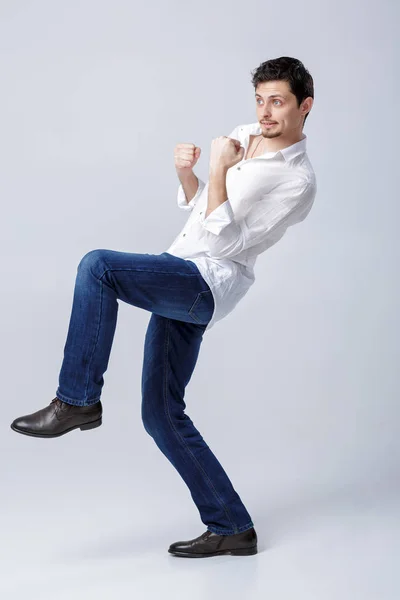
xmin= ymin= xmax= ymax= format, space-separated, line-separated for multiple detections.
xmin=262 ymin=122 xmax=277 ymax=127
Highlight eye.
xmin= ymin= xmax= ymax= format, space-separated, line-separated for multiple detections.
xmin=256 ymin=99 xmax=282 ymax=106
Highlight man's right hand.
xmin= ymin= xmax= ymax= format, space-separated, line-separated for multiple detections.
xmin=174 ymin=143 xmax=201 ymax=172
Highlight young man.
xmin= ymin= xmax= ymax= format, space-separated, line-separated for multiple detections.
xmin=10 ymin=56 xmax=316 ymax=558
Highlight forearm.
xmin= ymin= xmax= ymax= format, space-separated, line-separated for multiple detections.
xmin=176 ymin=169 xmax=200 ymax=204
xmin=205 ymin=167 xmax=228 ymax=218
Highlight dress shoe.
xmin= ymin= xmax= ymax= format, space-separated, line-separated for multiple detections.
xmin=168 ymin=526 xmax=258 ymax=558
xmin=10 ymin=397 xmax=102 ymax=438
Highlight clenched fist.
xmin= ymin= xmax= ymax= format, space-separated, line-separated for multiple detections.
xmin=209 ymin=137 xmax=244 ymax=172
xmin=174 ymin=143 xmax=201 ymax=172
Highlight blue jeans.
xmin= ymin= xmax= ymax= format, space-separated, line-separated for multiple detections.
xmin=56 ymin=249 xmax=254 ymax=535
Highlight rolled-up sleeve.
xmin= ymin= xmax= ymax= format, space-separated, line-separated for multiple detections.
xmin=198 ymin=178 xmax=313 ymax=260
xmin=177 ymin=177 xmax=206 ymax=211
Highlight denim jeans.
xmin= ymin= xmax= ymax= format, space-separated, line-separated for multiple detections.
xmin=56 ymin=249 xmax=254 ymax=535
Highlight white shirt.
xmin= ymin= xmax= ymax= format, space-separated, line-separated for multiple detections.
xmin=165 ymin=121 xmax=317 ymax=332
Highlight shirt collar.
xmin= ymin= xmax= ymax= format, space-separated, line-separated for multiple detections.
xmin=243 ymin=122 xmax=307 ymax=162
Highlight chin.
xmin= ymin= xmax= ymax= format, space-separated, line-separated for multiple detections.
xmin=263 ymin=130 xmax=281 ymax=138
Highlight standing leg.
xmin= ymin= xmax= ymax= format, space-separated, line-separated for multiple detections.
xmin=141 ymin=313 xmax=255 ymax=536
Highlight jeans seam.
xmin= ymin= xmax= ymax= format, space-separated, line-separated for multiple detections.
xmin=84 ymin=273 xmax=104 ymax=401
xmin=207 ymin=522 xmax=254 ymax=535
xmin=98 ymin=267 xmax=200 ymax=278
xmin=188 ymin=290 xmax=212 ymax=323
xmin=162 ymin=318 xmax=238 ymax=532
xmin=56 ymin=391 xmax=100 ymax=406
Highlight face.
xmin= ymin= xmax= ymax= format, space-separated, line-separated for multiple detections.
xmin=255 ymin=80 xmax=313 ymax=140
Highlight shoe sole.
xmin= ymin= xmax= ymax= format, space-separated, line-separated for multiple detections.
xmin=10 ymin=417 xmax=102 ymax=438
xmin=168 ymin=545 xmax=258 ymax=558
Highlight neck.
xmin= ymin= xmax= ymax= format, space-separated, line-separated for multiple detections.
xmin=259 ymin=130 xmax=304 ymax=153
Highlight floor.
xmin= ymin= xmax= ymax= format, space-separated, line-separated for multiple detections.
xmin=1 ymin=441 xmax=398 ymax=600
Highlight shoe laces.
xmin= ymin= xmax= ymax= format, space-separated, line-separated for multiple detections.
xmin=50 ymin=397 xmax=65 ymax=416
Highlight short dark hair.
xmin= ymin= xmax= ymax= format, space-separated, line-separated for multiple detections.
xmin=250 ymin=57 xmax=314 ymax=126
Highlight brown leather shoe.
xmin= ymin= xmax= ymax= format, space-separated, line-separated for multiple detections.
xmin=168 ymin=527 xmax=258 ymax=558
xmin=10 ymin=397 xmax=102 ymax=438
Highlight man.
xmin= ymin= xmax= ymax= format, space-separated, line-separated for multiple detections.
xmin=10 ymin=56 xmax=316 ymax=558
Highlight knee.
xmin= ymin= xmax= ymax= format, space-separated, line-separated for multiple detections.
xmin=77 ymin=249 xmax=108 ymax=275
xmin=141 ymin=400 xmax=166 ymax=439
xmin=141 ymin=403 xmax=156 ymax=437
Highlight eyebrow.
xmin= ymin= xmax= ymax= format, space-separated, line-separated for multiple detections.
xmin=255 ymin=93 xmax=287 ymax=99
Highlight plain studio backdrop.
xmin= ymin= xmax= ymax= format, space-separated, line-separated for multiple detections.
xmin=0 ymin=1 xmax=398 ymax=599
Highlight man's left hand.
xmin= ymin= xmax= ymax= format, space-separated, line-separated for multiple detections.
xmin=209 ymin=136 xmax=245 ymax=172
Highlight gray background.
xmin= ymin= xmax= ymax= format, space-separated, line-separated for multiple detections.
xmin=1 ymin=0 xmax=398 ymax=598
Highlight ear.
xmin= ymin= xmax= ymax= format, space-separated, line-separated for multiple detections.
xmin=302 ymin=96 xmax=314 ymax=116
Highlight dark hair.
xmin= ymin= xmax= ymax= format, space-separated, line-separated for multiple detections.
xmin=250 ymin=56 xmax=314 ymax=126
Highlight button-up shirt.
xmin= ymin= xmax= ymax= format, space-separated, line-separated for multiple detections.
xmin=165 ymin=121 xmax=317 ymax=332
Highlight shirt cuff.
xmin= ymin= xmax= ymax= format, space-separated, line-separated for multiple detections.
xmin=199 ymin=199 xmax=235 ymax=235
xmin=177 ymin=178 xmax=206 ymax=210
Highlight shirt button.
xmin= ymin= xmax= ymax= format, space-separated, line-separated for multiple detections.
xmin=237 ymin=166 xmax=241 ymax=170
xmin=200 ymin=211 xmax=202 ymax=214
xmin=183 ymin=233 xmax=186 ymax=236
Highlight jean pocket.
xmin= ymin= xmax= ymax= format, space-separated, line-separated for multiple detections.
xmin=188 ymin=289 xmax=215 ymax=324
